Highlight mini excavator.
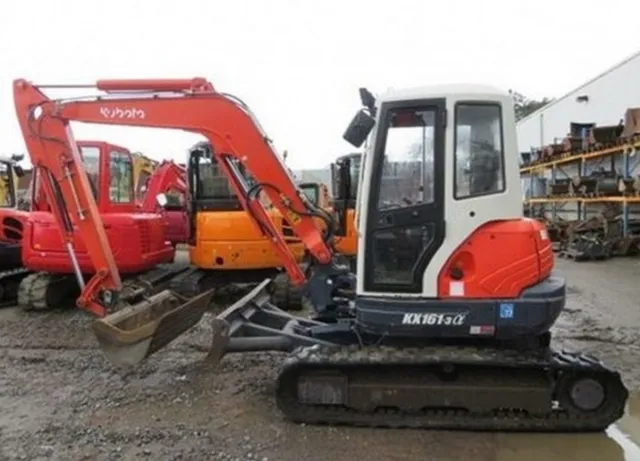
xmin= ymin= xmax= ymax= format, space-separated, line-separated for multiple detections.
xmin=12 ymin=78 xmax=627 ymax=432
xmin=0 ymin=153 xmax=32 ymax=306
xmin=16 ymin=139 xmax=188 ymax=313
xmin=176 ymin=141 xmax=307 ymax=309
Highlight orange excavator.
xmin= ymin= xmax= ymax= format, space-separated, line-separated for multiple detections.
xmin=12 ymin=77 xmax=627 ymax=432
xmin=179 ymin=141 xmax=306 ymax=309
xmin=16 ymin=139 xmax=189 ymax=312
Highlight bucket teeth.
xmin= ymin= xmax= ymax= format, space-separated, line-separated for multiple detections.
xmin=92 ymin=288 xmax=215 ymax=368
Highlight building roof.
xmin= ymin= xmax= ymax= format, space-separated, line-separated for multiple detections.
xmin=517 ymin=49 xmax=640 ymax=125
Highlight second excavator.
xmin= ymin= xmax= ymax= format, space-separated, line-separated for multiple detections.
xmin=12 ymin=77 xmax=627 ymax=432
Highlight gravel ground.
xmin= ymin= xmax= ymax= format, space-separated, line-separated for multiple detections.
xmin=0 ymin=256 xmax=639 ymax=461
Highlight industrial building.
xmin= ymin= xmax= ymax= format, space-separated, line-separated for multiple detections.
xmin=519 ymin=49 xmax=640 ymax=261
xmin=517 ymin=50 xmax=640 ymax=152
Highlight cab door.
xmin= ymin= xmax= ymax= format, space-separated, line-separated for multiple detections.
xmin=363 ymin=99 xmax=446 ymax=294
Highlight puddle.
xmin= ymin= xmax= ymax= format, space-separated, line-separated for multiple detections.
xmin=495 ymin=393 xmax=640 ymax=461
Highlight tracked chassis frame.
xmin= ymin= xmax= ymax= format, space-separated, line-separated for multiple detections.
xmin=17 ymin=264 xmax=194 ymax=311
xmin=200 ymin=277 xmax=628 ymax=432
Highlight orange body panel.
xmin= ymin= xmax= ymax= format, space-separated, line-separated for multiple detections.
xmin=437 ymin=218 xmax=554 ymax=299
xmin=333 ymin=208 xmax=357 ymax=257
xmin=24 ymin=211 xmax=173 ymax=274
xmin=190 ymin=210 xmax=306 ymax=270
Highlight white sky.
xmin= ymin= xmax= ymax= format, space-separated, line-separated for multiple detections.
xmin=1 ymin=0 xmax=639 ymax=170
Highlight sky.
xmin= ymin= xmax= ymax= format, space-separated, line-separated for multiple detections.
xmin=1 ymin=0 xmax=639 ymax=170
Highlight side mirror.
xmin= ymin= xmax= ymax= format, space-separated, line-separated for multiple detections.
xmin=14 ymin=165 xmax=25 ymax=177
xmin=343 ymin=109 xmax=375 ymax=148
xmin=156 ymin=193 xmax=168 ymax=208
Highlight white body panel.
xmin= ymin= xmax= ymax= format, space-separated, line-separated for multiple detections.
xmin=356 ymin=84 xmax=523 ymax=298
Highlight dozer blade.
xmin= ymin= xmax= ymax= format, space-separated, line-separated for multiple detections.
xmin=91 ymin=288 xmax=215 ymax=368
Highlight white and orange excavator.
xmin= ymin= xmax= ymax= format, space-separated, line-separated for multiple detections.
xmin=12 ymin=77 xmax=627 ymax=433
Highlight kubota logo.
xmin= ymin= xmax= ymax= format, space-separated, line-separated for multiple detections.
xmin=99 ymin=107 xmax=146 ymax=120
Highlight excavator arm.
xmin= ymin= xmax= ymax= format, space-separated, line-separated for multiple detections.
xmin=13 ymin=78 xmax=335 ymax=317
xmin=138 ymin=160 xmax=186 ymax=212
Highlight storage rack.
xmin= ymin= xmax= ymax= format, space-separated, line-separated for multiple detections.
xmin=521 ymin=138 xmax=640 ymax=237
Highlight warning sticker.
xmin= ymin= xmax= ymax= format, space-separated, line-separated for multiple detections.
xmin=499 ymin=303 xmax=515 ymax=319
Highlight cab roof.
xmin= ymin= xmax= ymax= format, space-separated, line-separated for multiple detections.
xmin=378 ymin=83 xmax=510 ymax=104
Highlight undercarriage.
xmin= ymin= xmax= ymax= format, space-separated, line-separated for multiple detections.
xmin=16 ymin=264 xmax=303 ymax=312
xmin=187 ymin=276 xmax=628 ymax=432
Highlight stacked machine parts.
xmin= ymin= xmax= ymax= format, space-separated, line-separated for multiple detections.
xmin=11 ymin=77 xmax=628 ymax=431
xmin=521 ymin=108 xmax=640 ymax=261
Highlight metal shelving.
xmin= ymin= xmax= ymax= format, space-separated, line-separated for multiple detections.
xmin=520 ymin=138 xmax=640 ymax=236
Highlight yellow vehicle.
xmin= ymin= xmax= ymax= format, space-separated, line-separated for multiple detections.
xmin=179 ymin=142 xmax=306 ymax=309
xmin=0 ymin=156 xmax=22 ymax=208
xmin=131 ymin=152 xmax=159 ymax=201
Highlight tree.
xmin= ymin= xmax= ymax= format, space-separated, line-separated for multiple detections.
xmin=509 ymin=90 xmax=553 ymax=122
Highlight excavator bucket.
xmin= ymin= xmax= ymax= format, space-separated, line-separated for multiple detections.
xmin=91 ymin=289 xmax=215 ymax=367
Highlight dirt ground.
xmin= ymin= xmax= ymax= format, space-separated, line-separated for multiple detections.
xmin=1 ymin=256 xmax=640 ymax=461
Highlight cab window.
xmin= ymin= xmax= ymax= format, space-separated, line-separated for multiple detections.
xmin=300 ymin=184 xmax=318 ymax=205
xmin=454 ymin=103 xmax=505 ymax=199
xmin=80 ymin=146 xmax=100 ymax=199
xmin=377 ymin=108 xmax=435 ymax=210
xmin=109 ymin=151 xmax=134 ymax=203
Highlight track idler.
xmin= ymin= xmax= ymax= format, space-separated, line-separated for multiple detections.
xmin=92 ymin=288 xmax=215 ymax=367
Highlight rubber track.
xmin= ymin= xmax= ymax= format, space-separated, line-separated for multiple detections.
xmin=169 ymin=268 xmax=270 ymax=305
xmin=0 ymin=268 xmax=31 ymax=307
xmin=17 ymin=266 xmax=190 ymax=312
xmin=275 ymin=345 xmax=629 ymax=432
xmin=16 ymin=272 xmax=77 ymax=311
